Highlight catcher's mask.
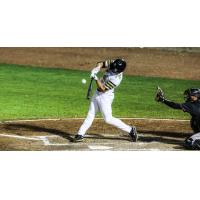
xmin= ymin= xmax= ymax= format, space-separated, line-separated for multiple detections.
xmin=109 ymin=59 xmax=126 ymax=74
xmin=184 ymin=88 xmax=200 ymax=102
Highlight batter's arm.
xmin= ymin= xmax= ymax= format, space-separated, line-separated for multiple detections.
xmin=90 ymin=61 xmax=109 ymax=92
xmin=91 ymin=62 xmax=105 ymax=75
xmin=90 ymin=74 xmax=107 ymax=92
xmin=96 ymin=79 xmax=107 ymax=92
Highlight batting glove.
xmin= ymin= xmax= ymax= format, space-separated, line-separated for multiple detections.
xmin=90 ymin=74 xmax=98 ymax=81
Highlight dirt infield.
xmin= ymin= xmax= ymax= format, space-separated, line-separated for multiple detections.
xmin=0 ymin=47 xmax=200 ymax=80
xmin=0 ymin=118 xmax=193 ymax=150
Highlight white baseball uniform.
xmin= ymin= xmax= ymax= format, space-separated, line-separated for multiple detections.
xmin=77 ymin=69 xmax=132 ymax=136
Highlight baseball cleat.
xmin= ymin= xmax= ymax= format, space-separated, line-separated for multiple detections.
xmin=73 ymin=134 xmax=84 ymax=142
xmin=129 ymin=126 xmax=138 ymax=142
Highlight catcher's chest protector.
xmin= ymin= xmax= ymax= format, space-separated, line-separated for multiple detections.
xmin=184 ymin=132 xmax=200 ymax=150
xmin=191 ymin=117 xmax=200 ymax=133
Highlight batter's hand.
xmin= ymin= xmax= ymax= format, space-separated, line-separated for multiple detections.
xmin=90 ymin=73 xmax=98 ymax=81
xmin=155 ymin=86 xmax=165 ymax=102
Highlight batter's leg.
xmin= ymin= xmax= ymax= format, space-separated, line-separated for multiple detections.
xmin=99 ymin=95 xmax=132 ymax=133
xmin=77 ymin=96 xmax=99 ymax=136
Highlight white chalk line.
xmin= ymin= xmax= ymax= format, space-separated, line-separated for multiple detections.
xmin=0 ymin=117 xmax=189 ymax=123
xmin=0 ymin=133 xmax=43 ymax=141
xmin=117 ymin=148 xmax=163 ymax=151
xmin=0 ymin=133 xmax=116 ymax=148
xmin=0 ymin=133 xmax=178 ymax=150
xmin=0 ymin=133 xmax=68 ymax=146
xmin=88 ymin=145 xmax=113 ymax=150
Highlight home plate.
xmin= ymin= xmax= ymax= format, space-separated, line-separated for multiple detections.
xmin=88 ymin=145 xmax=113 ymax=150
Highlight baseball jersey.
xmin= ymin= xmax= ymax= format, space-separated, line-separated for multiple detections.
xmin=98 ymin=70 xmax=123 ymax=94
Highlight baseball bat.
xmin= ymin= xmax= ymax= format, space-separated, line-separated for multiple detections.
xmin=86 ymin=78 xmax=94 ymax=100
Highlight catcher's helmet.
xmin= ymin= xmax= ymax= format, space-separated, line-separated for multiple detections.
xmin=109 ymin=59 xmax=126 ymax=73
xmin=184 ymin=88 xmax=200 ymax=101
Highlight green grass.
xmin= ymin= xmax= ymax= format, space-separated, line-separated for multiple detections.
xmin=0 ymin=64 xmax=199 ymax=120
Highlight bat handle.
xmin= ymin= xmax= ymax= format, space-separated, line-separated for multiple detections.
xmin=86 ymin=78 xmax=94 ymax=100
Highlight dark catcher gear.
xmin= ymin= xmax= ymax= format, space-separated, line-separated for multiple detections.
xmin=155 ymin=87 xmax=200 ymax=150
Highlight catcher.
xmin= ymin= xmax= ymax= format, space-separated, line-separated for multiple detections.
xmin=155 ymin=87 xmax=200 ymax=150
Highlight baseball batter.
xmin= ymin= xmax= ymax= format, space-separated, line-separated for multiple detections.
xmin=74 ymin=59 xmax=138 ymax=142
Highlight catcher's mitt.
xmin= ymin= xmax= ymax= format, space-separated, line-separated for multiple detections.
xmin=155 ymin=86 xmax=165 ymax=102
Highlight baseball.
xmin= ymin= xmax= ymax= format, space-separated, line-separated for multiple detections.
xmin=82 ymin=79 xmax=87 ymax=84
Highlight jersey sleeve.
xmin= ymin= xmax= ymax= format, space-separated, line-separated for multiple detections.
xmin=104 ymin=75 xmax=122 ymax=90
xmin=163 ymin=99 xmax=182 ymax=109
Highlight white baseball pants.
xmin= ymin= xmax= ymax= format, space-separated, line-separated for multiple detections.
xmin=77 ymin=91 xmax=132 ymax=136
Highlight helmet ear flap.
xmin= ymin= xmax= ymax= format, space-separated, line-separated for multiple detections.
xmin=113 ymin=67 xmax=118 ymax=73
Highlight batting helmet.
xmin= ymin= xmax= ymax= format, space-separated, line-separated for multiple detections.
xmin=109 ymin=59 xmax=126 ymax=74
xmin=184 ymin=88 xmax=200 ymax=101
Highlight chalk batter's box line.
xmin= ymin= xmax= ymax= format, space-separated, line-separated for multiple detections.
xmin=0 ymin=133 xmax=173 ymax=150
xmin=0 ymin=133 xmax=132 ymax=148
xmin=0 ymin=133 xmax=111 ymax=146
xmin=0 ymin=133 xmax=62 ymax=146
